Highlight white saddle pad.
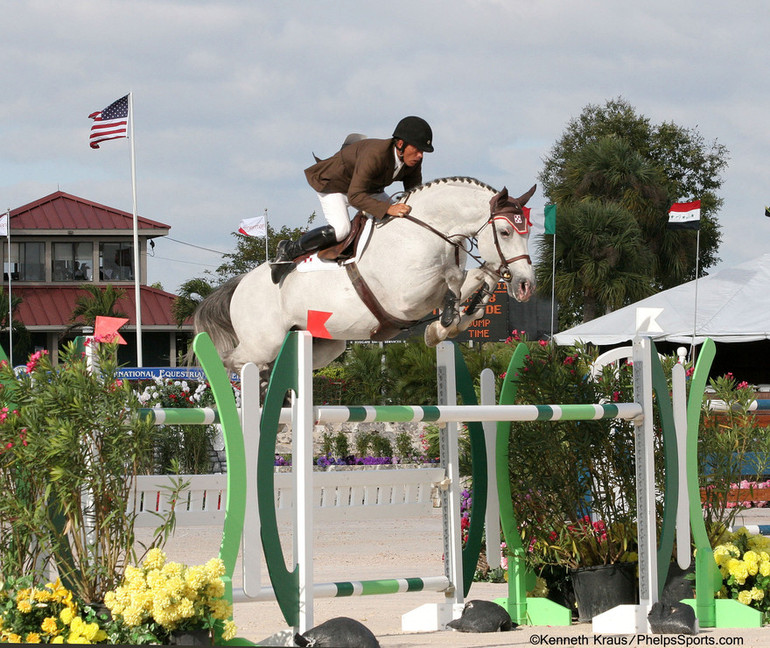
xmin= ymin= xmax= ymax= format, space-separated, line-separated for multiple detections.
xmin=296 ymin=216 xmax=374 ymax=273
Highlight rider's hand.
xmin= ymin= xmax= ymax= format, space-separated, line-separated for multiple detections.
xmin=387 ymin=204 xmax=411 ymax=217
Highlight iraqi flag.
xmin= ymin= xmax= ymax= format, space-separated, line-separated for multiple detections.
xmin=238 ymin=215 xmax=266 ymax=238
xmin=667 ymin=200 xmax=701 ymax=230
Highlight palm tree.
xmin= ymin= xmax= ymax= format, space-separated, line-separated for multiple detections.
xmin=536 ymin=200 xmax=655 ymax=327
xmin=0 ymin=287 xmax=31 ymax=364
xmin=172 ymin=277 xmax=215 ymax=327
xmin=537 ymin=136 xmax=673 ymax=327
xmin=70 ymin=284 xmax=127 ymax=329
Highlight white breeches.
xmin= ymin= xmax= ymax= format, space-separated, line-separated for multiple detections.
xmin=316 ymin=191 xmax=391 ymax=241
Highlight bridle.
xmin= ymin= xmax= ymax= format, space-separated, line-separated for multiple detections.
xmin=480 ymin=203 xmax=532 ymax=282
xmin=400 ymin=196 xmax=531 ymax=284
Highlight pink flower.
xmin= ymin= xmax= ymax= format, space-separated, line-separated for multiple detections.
xmin=25 ymin=350 xmax=48 ymax=373
xmin=539 ymin=340 xmax=548 ymax=347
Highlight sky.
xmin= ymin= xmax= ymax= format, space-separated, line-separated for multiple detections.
xmin=2 ymin=0 xmax=769 ymax=295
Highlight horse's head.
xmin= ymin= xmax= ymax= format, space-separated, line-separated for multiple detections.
xmin=478 ymin=185 xmax=537 ymax=302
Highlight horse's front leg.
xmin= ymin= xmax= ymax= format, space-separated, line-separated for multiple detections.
xmin=424 ymin=268 xmax=491 ymax=347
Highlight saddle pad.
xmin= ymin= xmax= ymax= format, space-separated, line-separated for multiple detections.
xmin=296 ymin=216 xmax=374 ymax=273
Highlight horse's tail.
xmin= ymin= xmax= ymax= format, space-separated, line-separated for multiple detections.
xmin=188 ymin=275 xmax=244 ymax=365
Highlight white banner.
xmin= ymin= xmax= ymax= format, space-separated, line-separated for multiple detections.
xmin=239 ymin=215 xmax=267 ymax=238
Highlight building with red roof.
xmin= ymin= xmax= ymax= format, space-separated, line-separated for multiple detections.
xmin=2 ymin=191 xmax=192 ymax=365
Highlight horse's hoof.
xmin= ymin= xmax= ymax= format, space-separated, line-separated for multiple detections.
xmin=424 ymin=322 xmax=443 ymax=347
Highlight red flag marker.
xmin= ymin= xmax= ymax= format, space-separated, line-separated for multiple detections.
xmin=306 ymin=310 xmax=333 ymax=339
xmin=94 ymin=316 xmax=129 ymax=344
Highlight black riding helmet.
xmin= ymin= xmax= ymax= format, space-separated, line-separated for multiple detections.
xmin=393 ymin=116 xmax=434 ymax=153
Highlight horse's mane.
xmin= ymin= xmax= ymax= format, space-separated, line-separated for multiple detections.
xmin=400 ymin=176 xmax=497 ymax=201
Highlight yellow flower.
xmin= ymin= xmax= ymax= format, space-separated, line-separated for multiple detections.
xmin=121 ymin=605 xmax=145 ymax=627
xmin=17 ymin=598 xmax=32 ymax=613
xmin=6 ymin=633 xmax=21 ymax=643
xmin=760 ymin=560 xmax=770 ymax=577
xmin=51 ymin=636 xmax=64 ymax=644
xmin=222 ymin=619 xmax=237 ymax=641
xmin=737 ymin=589 xmax=752 ymax=605
xmin=713 ymin=545 xmax=735 ymax=567
xmin=727 ymin=558 xmax=749 ymax=585
xmin=33 ymin=588 xmax=51 ymax=602
xmin=204 ymin=558 xmax=226 ymax=579
xmin=206 ymin=579 xmax=225 ymax=599
xmin=177 ymin=597 xmax=195 ymax=619
xmin=162 ymin=561 xmax=185 ymax=578
xmin=67 ymin=633 xmax=88 ymax=644
xmin=184 ymin=565 xmax=208 ymax=590
xmin=750 ymin=587 xmax=765 ymax=601
xmin=210 ymin=598 xmax=232 ymax=620
xmin=143 ymin=547 xmax=166 ymax=570
xmin=60 ymin=607 xmax=74 ymax=625
xmin=41 ymin=616 xmax=59 ymax=635
xmin=25 ymin=631 xmax=42 ymax=643
xmin=81 ymin=621 xmax=101 ymax=641
xmin=69 ymin=616 xmax=85 ymax=636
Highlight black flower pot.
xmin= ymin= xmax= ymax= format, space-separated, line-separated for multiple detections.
xmin=569 ymin=562 xmax=637 ymax=622
xmin=169 ymin=628 xmax=211 ymax=645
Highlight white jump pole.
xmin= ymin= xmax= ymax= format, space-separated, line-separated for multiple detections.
xmin=481 ymin=368 xmax=502 ymax=570
xmin=593 ymin=336 xmax=658 ymax=634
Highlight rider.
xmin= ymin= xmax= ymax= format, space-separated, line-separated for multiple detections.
xmin=270 ymin=116 xmax=434 ymax=284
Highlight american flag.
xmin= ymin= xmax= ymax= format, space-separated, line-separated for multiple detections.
xmin=89 ymin=95 xmax=129 ymax=149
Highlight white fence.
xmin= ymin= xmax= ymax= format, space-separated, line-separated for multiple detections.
xmin=130 ymin=466 xmax=445 ymax=528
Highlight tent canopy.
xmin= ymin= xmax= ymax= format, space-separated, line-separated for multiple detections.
xmin=553 ymin=253 xmax=770 ymax=346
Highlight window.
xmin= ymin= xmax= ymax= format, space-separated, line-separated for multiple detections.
xmin=3 ymin=242 xmax=45 ymax=281
xmin=99 ymin=242 xmax=133 ymax=281
xmin=52 ymin=242 xmax=93 ymax=282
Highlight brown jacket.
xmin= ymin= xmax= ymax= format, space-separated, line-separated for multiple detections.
xmin=305 ymin=138 xmax=423 ymax=219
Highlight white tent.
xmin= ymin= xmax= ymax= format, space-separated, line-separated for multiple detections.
xmin=553 ymin=253 xmax=770 ymax=346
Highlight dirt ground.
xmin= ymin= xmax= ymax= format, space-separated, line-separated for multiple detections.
xmin=138 ymin=508 xmax=770 ymax=647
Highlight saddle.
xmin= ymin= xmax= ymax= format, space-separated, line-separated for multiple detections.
xmin=317 ymin=212 xmax=367 ymax=262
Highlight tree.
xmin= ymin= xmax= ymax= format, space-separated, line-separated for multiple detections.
xmin=538 ymin=98 xmax=729 ymax=326
xmin=70 ymin=284 xmax=127 ymax=329
xmin=212 ymin=216 xmax=316 ymax=283
xmin=172 ymin=277 xmax=216 ymax=327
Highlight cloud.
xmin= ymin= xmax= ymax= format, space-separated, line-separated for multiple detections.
xmin=0 ymin=0 xmax=768 ymax=295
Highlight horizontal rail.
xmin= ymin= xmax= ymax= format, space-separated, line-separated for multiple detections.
xmin=139 ymin=402 xmax=642 ymax=426
xmin=708 ymin=399 xmax=770 ymax=412
xmin=232 ymin=575 xmax=450 ymax=603
xmin=313 ymin=403 xmax=643 ymax=423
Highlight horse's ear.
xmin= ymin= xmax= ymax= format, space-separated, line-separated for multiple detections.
xmin=514 ymin=185 xmax=537 ymax=206
xmin=490 ymin=187 xmax=509 ymax=211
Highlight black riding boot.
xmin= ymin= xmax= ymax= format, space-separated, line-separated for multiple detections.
xmin=440 ymin=289 xmax=460 ymax=327
xmin=271 ymin=225 xmax=338 ymax=284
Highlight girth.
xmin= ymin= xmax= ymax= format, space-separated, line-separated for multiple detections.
xmin=345 ymin=263 xmax=418 ymax=341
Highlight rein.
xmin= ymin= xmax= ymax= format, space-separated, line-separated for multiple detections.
xmin=400 ymin=202 xmax=531 ymax=282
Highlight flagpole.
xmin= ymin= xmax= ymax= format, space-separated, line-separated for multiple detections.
xmin=690 ymin=229 xmax=701 ymax=361
xmin=128 ymin=92 xmax=143 ymax=367
xmin=550 ymin=228 xmax=556 ymax=339
xmin=264 ymin=208 xmax=269 ymax=263
xmin=5 ymin=209 xmax=11 ymax=365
